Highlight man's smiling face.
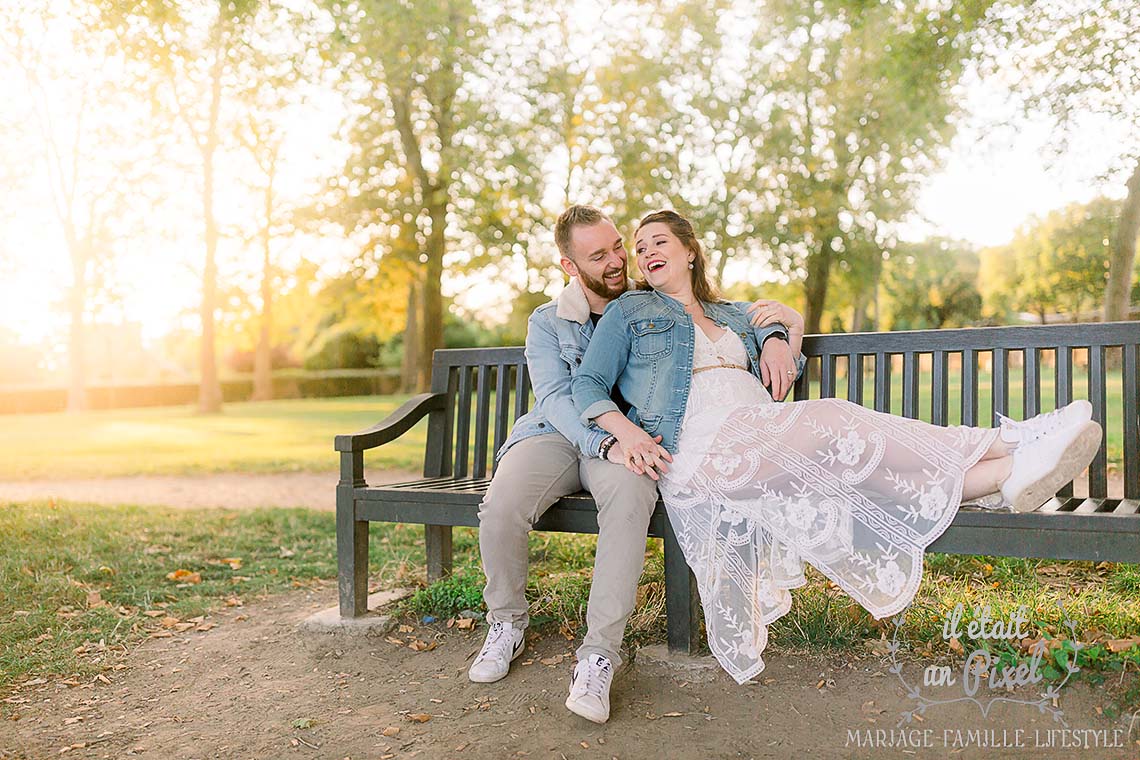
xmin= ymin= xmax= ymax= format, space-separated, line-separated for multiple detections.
xmin=561 ymin=219 xmax=629 ymax=304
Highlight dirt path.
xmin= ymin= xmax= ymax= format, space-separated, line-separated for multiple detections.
xmin=2 ymin=584 xmax=1137 ymax=760
xmin=0 ymin=471 xmax=420 ymax=511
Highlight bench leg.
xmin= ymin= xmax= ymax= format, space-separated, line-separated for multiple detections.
xmin=336 ymin=483 xmax=368 ymax=617
xmin=663 ymin=517 xmax=700 ymax=654
xmin=426 ymin=524 xmax=453 ymax=582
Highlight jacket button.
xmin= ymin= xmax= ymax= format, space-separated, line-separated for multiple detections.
xmin=538 ymin=423 xmax=545 ymax=428
xmin=648 ymin=322 xmax=655 ymax=328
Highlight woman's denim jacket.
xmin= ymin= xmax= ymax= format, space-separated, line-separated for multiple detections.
xmin=571 ymin=289 xmax=806 ymax=455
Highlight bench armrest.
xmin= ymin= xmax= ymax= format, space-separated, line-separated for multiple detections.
xmin=334 ymin=393 xmax=446 ymax=453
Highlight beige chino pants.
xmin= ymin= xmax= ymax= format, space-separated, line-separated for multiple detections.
xmin=477 ymin=433 xmax=659 ymax=667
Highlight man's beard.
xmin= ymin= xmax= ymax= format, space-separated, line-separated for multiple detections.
xmin=579 ymin=266 xmax=627 ymax=301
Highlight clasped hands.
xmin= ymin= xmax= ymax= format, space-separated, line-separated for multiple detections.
xmin=605 ymin=430 xmax=672 ymax=480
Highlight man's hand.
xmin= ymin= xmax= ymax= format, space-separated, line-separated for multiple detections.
xmin=758 ymin=337 xmax=796 ymax=401
xmin=746 ymin=299 xmax=805 ymax=333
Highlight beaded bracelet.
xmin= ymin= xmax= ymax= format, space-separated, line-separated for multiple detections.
xmin=599 ymin=435 xmax=618 ymax=460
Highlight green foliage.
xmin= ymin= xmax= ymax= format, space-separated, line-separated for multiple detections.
xmin=404 ymin=573 xmax=486 ymax=619
xmin=979 ymin=197 xmax=1117 ymax=322
xmin=881 ymin=239 xmax=982 ymax=330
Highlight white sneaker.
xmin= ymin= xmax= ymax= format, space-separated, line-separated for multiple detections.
xmin=998 ymin=400 xmax=1093 ymax=450
xmin=467 ymin=621 xmax=525 ymax=683
xmin=565 ymin=654 xmax=614 ymax=723
xmin=1000 ymin=419 xmax=1102 ymax=512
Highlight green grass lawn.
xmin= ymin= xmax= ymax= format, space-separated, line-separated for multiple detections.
xmin=0 ymin=396 xmax=427 ymax=479
xmin=3 ymin=500 xmax=1139 ymax=716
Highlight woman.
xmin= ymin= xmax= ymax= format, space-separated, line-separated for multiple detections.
xmin=570 ymin=209 xmax=1102 ymax=684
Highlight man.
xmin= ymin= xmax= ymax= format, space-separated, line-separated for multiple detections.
xmin=469 ymin=205 xmax=799 ymax=724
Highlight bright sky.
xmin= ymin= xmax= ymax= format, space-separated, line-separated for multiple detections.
xmin=0 ymin=7 xmax=1127 ymax=357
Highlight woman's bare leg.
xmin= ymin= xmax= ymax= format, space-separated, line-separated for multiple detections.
xmin=962 ymin=456 xmax=1013 ymax=501
xmin=978 ymin=436 xmax=1013 ymax=460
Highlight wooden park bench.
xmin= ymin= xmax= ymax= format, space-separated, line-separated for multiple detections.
xmin=334 ymin=321 xmax=1140 ymax=654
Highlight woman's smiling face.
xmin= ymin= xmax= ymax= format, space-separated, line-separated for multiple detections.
xmin=635 ymin=222 xmax=694 ymax=292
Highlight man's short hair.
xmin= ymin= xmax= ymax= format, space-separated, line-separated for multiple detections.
xmin=555 ymin=205 xmax=612 ymax=259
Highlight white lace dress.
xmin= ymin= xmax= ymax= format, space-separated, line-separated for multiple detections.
xmin=657 ymin=327 xmax=999 ymax=684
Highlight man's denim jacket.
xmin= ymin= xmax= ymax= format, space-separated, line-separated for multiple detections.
xmin=570 ymin=289 xmax=807 ymax=455
xmin=499 ymin=279 xmax=797 ymax=461
xmin=496 ymin=278 xmax=611 ymax=461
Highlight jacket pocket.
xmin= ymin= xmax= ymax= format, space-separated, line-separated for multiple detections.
xmin=630 ymin=318 xmax=674 ymax=360
xmin=559 ymin=343 xmax=584 ymax=372
xmin=636 ymin=412 xmax=663 ymax=435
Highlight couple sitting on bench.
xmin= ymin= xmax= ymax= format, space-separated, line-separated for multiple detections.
xmin=470 ymin=205 xmax=1102 ymax=724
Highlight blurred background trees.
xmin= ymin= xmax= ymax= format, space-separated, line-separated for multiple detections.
xmin=1 ymin=0 xmax=1137 ymax=400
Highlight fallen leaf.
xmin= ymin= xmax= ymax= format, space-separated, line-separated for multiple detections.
xmin=160 ymin=616 xmax=181 ymax=629
xmin=406 ymin=713 xmax=432 ymax=723
xmin=539 ymin=655 xmax=564 ymax=666
xmin=1106 ymin=637 xmax=1140 ymax=653
xmin=149 ymin=631 xmax=173 ymax=639
xmin=195 ymin=622 xmax=216 ymax=632
xmin=385 ymin=637 xmax=404 ymax=646
xmin=580 ymin=741 xmax=589 ymax=749
xmin=408 ymin=640 xmax=437 ymax=652
xmin=381 ymin=726 xmax=400 ymax=737
xmin=142 ymin=610 xmax=166 ymax=618
xmin=86 ymin=591 xmax=106 ymax=609
xmin=456 ymin=618 xmax=475 ymax=630
xmin=164 ymin=569 xmax=201 ymax=585
xmin=224 ymin=597 xmax=243 ymax=607
xmin=948 ymin=636 xmax=963 ymax=653
xmin=398 ymin=625 xmax=415 ymax=633
xmin=291 ymin=718 xmax=315 ymax=729
xmin=219 ymin=558 xmax=243 ymax=570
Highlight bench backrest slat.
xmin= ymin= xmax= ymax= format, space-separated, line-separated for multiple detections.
xmin=931 ymin=351 xmax=949 ymax=425
xmin=993 ymin=347 xmax=1009 ymax=418
xmin=1089 ymin=345 xmax=1108 ymax=496
xmin=454 ymin=366 xmax=473 ymax=478
xmin=492 ymin=363 xmax=511 ymax=459
xmin=424 ymin=322 xmax=1140 ymax=500
xmin=1124 ymin=344 xmax=1139 ymax=499
xmin=1024 ymin=348 xmax=1041 ymax=418
xmin=473 ymin=364 xmax=492 ymax=478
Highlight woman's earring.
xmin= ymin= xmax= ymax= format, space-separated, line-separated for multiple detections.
xmin=688 ymin=261 xmax=694 ymax=270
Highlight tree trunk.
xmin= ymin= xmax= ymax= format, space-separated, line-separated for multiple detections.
xmin=401 ymin=277 xmax=420 ymax=393
xmin=197 ymin=26 xmax=225 ymax=414
xmin=251 ymin=234 xmax=273 ymax=401
xmin=850 ymin=287 xmax=869 ymax=333
xmin=417 ymin=190 xmax=447 ymax=391
xmin=1105 ymin=159 xmax=1140 ymax=322
xmin=802 ymin=236 xmax=837 ymax=336
xmin=252 ymin=166 xmax=276 ymax=402
xmin=66 ymin=251 xmax=88 ymax=413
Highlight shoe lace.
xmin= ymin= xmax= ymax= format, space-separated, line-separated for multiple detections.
xmin=997 ymin=407 xmax=1071 ymax=449
xmin=475 ymin=622 xmax=510 ymax=663
xmin=579 ymin=657 xmax=612 ymax=699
